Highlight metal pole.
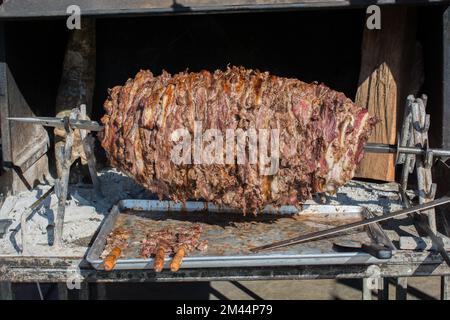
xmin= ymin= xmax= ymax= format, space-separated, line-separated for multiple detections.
xmin=96 ymin=284 xmax=107 ymax=300
xmin=362 ymin=278 xmax=372 ymax=300
xmin=57 ymin=283 xmax=68 ymax=300
xmin=54 ymin=113 xmax=76 ymax=248
xmin=79 ymin=282 xmax=89 ymax=300
xmin=378 ymin=278 xmax=389 ymax=300
xmin=411 ymin=100 xmax=437 ymax=233
xmin=396 ymin=277 xmax=408 ymax=300
xmin=442 ymin=276 xmax=449 ymax=300
xmin=364 ymin=143 xmax=450 ymax=158
xmin=0 ymin=282 xmax=13 ymax=300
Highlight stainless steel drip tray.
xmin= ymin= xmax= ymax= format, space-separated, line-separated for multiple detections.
xmin=86 ymin=200 xmax=387 ymax=270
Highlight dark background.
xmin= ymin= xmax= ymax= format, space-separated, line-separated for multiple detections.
xmin=4 ymin=7 xmax=445 ymax=146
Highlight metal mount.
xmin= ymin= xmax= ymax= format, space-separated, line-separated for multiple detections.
xmin=397 ymin=94 xmax=438 ymax=233
xmin=53 ymin=105 xmax=102 ymax=248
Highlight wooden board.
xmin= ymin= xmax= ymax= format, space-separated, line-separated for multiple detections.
xmin=0 ymin=25 xmax=50 ymax=195
xmin=355 ymin=7 xmax=417 ymax=182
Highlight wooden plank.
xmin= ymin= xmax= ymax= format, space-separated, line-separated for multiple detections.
xmin=0 ymin=23 xmax=49 ymax=195
xmin=355 ymin=7 xmax=417 ymax=181
xmin=1 ymin=1 xmax=450 ymax=19
xmin=54 ymin=18 xmax=95 ymax=179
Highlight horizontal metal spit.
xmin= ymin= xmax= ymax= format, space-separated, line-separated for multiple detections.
xmin=8 ymin=116 xmax=450 ymax=159
xmin=365 ymin=143 xmax=450 ymax=159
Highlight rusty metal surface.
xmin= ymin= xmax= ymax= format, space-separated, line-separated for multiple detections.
xmin=87 ymin=200 xmax=385 ymax=270
xmin=2 ymin=252 xmax=450 ymax=283
xmin=1 ymin=246 xmax=450 ymax=282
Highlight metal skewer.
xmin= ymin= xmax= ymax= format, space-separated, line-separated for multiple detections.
xmin=7 ymin=116 xmax=103 ymax=131
xmin=364 ymin=143 xmax=450 ymax=158
xmin=250 ymin=196 xmax=450 ymax=253
xmin=7 ymin=116 xmax=450 ymax=159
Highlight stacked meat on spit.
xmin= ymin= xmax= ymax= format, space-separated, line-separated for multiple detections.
xmin=100 ymin=66 xmax=376 ymax=213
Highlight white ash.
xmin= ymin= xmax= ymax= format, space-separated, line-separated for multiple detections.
xmin=326 ymin=180 xmax=406 ymax=214
xmin=0 ymin=168 xmax=405 ymax=257
xmin=0 ymin=168 xmax=149 ymax=256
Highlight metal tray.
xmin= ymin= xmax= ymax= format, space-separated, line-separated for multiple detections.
xmin=86 ymin=200 xmax=389 ymax=270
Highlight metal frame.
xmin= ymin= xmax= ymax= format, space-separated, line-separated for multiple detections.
xmin=1 ymin=0 xmax=450 ymax=301
xmin=2 ymin=251 xmax=450 ymax=300
xmin=1 ymin=250 xmax=450 ymax=282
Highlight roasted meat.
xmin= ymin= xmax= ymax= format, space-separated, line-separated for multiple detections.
xmin=140 ymin=224 xmax=207 ymax=258
xmin=100 ymin=227 xmax=130 ymax=259
xmin=100 ymin=66 xmax=376 ymax=213
xmin=140 ymin=224 xmax=207 ymax=271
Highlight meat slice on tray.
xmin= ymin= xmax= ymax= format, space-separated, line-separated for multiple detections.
xmin=100 ymin=66 xmax=377 ymax=213
xmin=101 ymin=227 xmax=130 ymax=271
xmin=141 ymin=224 xmax=207 ymax=272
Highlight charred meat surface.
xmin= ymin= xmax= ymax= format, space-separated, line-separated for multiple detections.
xmin=100 ymin=66 xmax=376 ymax=213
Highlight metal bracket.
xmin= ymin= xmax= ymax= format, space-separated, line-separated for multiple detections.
xmin=399 ymin=94 xmax=437 ymax=233
xmin=363 ymin=265 xmax=382 ymax=300
xmin=53 ymin=106 xmax=101 ymax=248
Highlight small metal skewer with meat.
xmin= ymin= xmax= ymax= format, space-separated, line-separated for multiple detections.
xmin=140 ymin=224 xmax=208 ymax=272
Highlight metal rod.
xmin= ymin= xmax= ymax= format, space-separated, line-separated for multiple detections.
xmin=365 ymin=143 xmax=450 ymax=158
xmin=379 ymin=277 xmax=389 ymax=300
xmin=7 ymin=117 xmax=103 ymax=131
xmin=362 ymin=278 xmax=372 ymax=300
xmin=78 ymin=105 xmax=102 ymax=196
xmin=54 ymin=113 xmax=77 ymax=248
xmin=442 ymin=275 xmax=450 ymax=300
xmin=0 ymin=282 xmax=13 ymax=300
xmin=411 ymin=100 xmax=437 ymax=233
xmin=79 ymin=282 xmax=89 ymax=300
xmin=20 ymin=186 xmax=55 ymax=254
xmin=251 ymin=196 xmax=450 ymax=252
xmin=7 ymin=117 xmax=450 ymax=160
xmin=399 ymin=189 xmax=450 ymax=267
xmin=57 ymin=283 xmax=68 ymax=300
xmin=6 ymin=116 xmax=450 ymax=158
